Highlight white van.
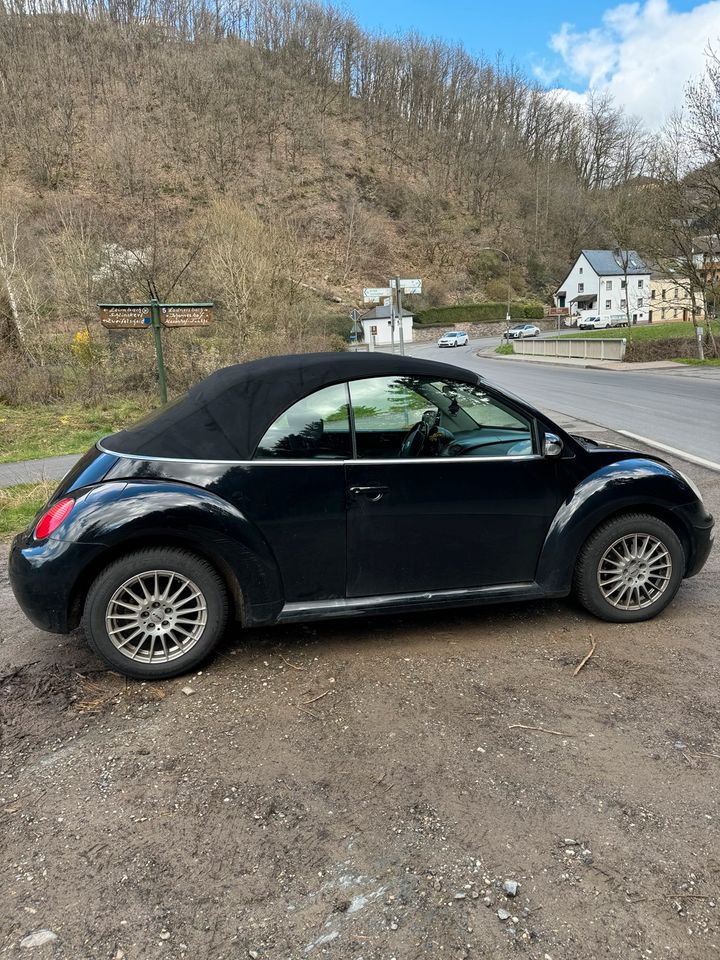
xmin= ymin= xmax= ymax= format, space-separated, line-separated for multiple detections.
xmin=578 ymin=314 xmax=628 ymax=330
xmin=577 ymin=315 xmax=610 ymax=330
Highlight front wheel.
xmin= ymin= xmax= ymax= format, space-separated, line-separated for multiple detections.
xmin=573 ymin=514 xmax=684 ymax=622
xmin=83 ymin=547 xmax=229 ymax=679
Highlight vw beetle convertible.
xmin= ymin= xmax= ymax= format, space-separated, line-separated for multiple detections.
xmin=9 ymin=352 xmax=714 ymax=679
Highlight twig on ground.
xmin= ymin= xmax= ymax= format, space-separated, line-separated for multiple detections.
xmin=682 ymin=752 xmax=698 ymax=768
xmin=690 ymin=751 xmax=720 ymax=760
xmin=280 ymin=653 xmax=304 ymax=671
xmin=303 ymin=689 xmax=332 ymax=705
xmin=0 ymin=660 xmax=41 ymax=684
xmin=573 ymin=636 xmax=597 ymax=676
xmin=296 ymin=704 xmax=322 ymax=720
xmin=627 ymin=893 xmax=717 ymax=904
xmin=508 ymin=723 xmax=573 ymax=737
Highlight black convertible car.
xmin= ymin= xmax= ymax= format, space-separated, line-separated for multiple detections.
xmin=9 ymin=352 xmax=714 ymax=679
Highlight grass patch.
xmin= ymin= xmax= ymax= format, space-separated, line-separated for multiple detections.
xmin=566 ymin=321 xmax=720 ymax=341
xmin=495 ymin=343 xmax=514 ymax=355
xmin=0 ymin=398 xmax=152 ymax=464
xmin=672 ymin=357 xmax=720 ymax=366
xmin=0 ymin=481 xmax=56 ymax=537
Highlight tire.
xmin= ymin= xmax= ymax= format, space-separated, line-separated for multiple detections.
xmin=82 ymin=547 xmax=229 ymax=679
xmin=573 ymin=514 xmax=684 ymax=623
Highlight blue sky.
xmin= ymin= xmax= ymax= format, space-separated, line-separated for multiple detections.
xmin=343 ymin=0 xmax=720 ymax=126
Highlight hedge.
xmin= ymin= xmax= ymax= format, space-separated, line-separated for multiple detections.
xmin=414 ymin=302 xmax=545 ymax=325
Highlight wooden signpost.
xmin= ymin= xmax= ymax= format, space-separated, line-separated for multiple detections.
xmin=98 ymin=299 xmax=213 ymax=404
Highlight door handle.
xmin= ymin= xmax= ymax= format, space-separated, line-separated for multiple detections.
xmin=349 ymin=485 xmax=388 ymax=502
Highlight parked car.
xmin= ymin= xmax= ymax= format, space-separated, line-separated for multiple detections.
xmin=9 ymin=352 xmax=714 ymax=679
xmin=506 ymin=323 xmax=540 ymax=339
xmin=437 ymin=331 xmax=469 ymax=347
xmin=577 ymin=315 xmax=611 ymax=330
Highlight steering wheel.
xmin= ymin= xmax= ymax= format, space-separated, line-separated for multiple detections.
xmin=399 ymin=420 xmax=429 ymax=458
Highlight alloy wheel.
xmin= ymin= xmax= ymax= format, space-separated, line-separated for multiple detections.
xmin=105 ymin=569 xmax=208 ymax=663
xmin=597 ymin=534 xmax=672 ymax=611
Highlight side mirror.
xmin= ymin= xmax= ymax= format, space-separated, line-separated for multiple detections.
xmin=543 ymin=432 xmax=563 ymax=458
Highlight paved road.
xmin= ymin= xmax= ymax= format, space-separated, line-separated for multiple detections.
xmin=405 ymin=339 xmax=720 ymax=465
xmin=0 ymin=454 xmax=80 ymax=488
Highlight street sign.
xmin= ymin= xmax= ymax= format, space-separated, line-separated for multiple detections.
xmin=363 ymin=287 xmax=392 ymax=303
xmin=370 ymin=325 xmax=377 ymax=336
xmin=98 ymin=299 xmax=213 ymax=405
xmin=160 ymin=304 xmax=213 ymax=327
xmin=391 ymin=278 xmax=422 ymax=295
xmin=350 ymin=308 xmax=360 ymax=323
xmin=99 ymin=305 xmax=151 ymax=329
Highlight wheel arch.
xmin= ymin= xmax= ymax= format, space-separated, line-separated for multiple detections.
xmin=67 ymin=533 xmax=248 ymax=632
xmin=62 ymin=480 xmax=285 ymax=631
xmin=536 ymin=461 xmax=698 ymax=592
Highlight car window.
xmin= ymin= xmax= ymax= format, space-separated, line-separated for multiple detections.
xmin=254 ymin=383 xmax=352 ymax=459
xmin=349 ymin=376 xmax=534 ymax=460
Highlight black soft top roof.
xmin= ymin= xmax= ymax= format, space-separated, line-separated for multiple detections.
xmin=104 ymin=351 xmax=483 ymax=461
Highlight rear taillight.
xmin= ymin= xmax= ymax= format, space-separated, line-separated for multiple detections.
xmin=34 ymin=497 xmax=75 ymax=540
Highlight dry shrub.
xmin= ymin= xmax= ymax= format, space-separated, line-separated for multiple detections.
xmin=0 ymin=318 xmax=342 ymax=407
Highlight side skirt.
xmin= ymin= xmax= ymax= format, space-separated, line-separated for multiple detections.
xmin=277 ymin=582 xmax=566 ymax=624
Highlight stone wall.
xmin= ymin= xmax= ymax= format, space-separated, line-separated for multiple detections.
xmin=411 ymin=319 xmax=560 ymax=343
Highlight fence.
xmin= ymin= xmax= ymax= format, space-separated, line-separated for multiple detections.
xmin=513 ymin=338 xmax=627 ymax=361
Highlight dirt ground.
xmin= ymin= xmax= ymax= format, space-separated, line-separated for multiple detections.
xmin=1 ymin=431 xmax=719 ymax=960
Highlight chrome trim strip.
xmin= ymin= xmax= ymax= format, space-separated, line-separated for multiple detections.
xmin=97 ymin=439 xmax=541 ymax=467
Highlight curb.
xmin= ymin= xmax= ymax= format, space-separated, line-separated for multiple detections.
xmin=478 ymin=351 xmax=680 ymax=372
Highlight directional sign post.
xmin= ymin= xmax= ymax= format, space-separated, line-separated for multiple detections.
xmin=361 ymin=278 xmax=422 ymax=355
xmin=99 ymin=299 xmax=213 ymax=404
xmin=363 ymin=287 xmax=392 ymax=304
xmin=392 ymin=278 xmax=423 ymax=296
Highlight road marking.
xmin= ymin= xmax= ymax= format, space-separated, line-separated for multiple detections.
xmin=616 ymin=430 xmax=720 ymax=473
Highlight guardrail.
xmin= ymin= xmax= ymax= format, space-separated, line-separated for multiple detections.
xmin=513 ymin=337 xmax=626 ymax=361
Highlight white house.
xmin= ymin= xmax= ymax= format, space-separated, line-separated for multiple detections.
xmin=360 ymin=305 xmax=414 ymax=347
xmin=554 ymin=250 xmax=651 ymax=323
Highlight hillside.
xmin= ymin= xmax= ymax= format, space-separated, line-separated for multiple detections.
xmin=0 ymin=0 xmax=659 ymax=402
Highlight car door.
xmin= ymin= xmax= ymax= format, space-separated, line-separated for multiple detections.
xmin=345 ymin=375 xmax=562 ymax=598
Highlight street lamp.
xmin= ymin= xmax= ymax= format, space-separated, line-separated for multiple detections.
xmin=479 ymin=247 xmax=512 ymax=337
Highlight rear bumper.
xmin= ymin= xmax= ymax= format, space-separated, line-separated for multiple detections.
xmin=9 ymin=532 xmax=104 ymax=634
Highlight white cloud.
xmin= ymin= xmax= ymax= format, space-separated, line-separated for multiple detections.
xmin=539 ymin=0 xmax=720 ymax=127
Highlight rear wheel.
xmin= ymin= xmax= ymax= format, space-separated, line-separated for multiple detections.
xmin=573 ymin=514 xmax=684 ymax=622
xmin=83 ymin=547 xmax=229 ymax=679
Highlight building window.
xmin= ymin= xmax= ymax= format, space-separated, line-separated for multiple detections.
xmin=579 ymin=267 xmax=583 ymax=274
xmin=605 ymin=299 xmax=611 ymax=309
xmin=674 ymin=287 xmax=679 ymax=299
xmin=621 ymin=279 xmax=627 ymax=289
xmin=637 ymin=297 xmax=644 ymax=307
xmin=651 ymin=289 xmax=656 ymax=299
xmin=578 ymin=283 xmax=584 ymax=293
xmin=661 ymin=308 xmax=666 ymax=319
xmin=673 ymin=308 xmax=678 ymax=318
xmin=621 ymin=298 xmax=627 ymax=308
xmin=638 ymin=279 xmax=644 ymax=288
xmin=606 ymin=280 xmax=612 ymax=291
xmin=662 ymin=289 xmax=666 ymax=299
